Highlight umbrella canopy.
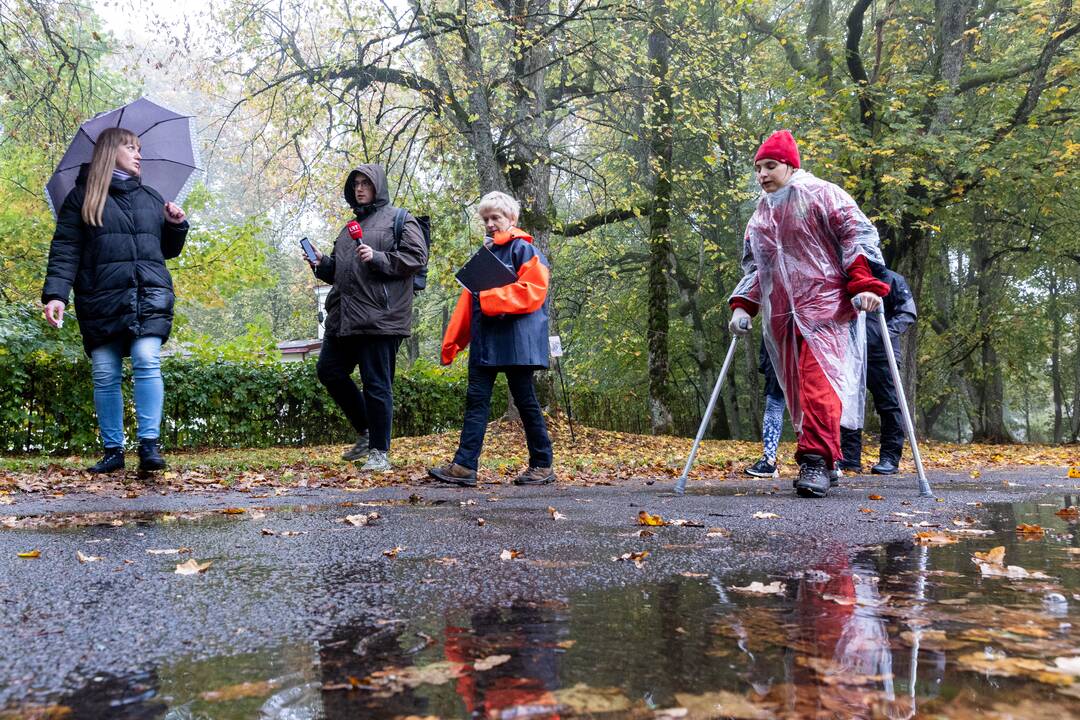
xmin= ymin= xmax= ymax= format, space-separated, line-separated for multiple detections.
xmin=45 ymin=97 xmax=201 ymax=218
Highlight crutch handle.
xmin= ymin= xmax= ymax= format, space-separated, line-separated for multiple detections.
xmin=739 ymin=318 xmax=750 ymax=330
xmin=853 ymin=296 xmax=882 ymax=314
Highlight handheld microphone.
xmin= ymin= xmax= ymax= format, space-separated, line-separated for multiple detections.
xmin=346 ymin=221 xmax=363 ymax=246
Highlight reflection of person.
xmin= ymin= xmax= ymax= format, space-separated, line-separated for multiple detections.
xmin=429 ymin=192 xmax=555 ymax=487
xmin=839 ymin=269 xmax=917 ymax=475
xmin=728 ymin=130 xmax=889 ymax=498
xmin=786 ymin=551 xmax=899 ymax=718
xmin=42 ymin=127 xmax=188 ymax=473
xmin=444 ymin=605 xmax=561 ymax=718
xmin=306 ymin=165 xmax=427 ymax=472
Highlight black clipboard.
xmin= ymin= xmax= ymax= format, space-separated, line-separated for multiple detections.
xmin=455 ymin=244 xmax=518 ymax=292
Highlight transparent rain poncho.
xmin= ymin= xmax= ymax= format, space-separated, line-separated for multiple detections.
xmin=730 ymin=170 xmax=885 ymax=432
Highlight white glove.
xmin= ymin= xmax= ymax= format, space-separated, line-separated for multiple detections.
xmin=729 ymin=307 xmax=752 ymax=336
xmin=852 ymin=292 xmax=883 ymax=313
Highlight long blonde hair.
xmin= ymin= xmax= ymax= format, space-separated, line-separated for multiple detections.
xmin=82 ymin=127 xmax=140 ymax=227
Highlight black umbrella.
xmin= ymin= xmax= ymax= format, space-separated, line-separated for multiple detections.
xmin=45 ymin=97 xmax=201 ymax=217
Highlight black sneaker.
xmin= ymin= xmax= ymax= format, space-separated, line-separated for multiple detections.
xmin=342 ymin=433 xmax=370 ymax=461
xmin=138 ymin=438 xmax=166 ymax=472
xmin=871 ymin=459 xmax=899 ymax=475
xmin=745 ymin=457 xmax=778 ymax=478
xmin=794 ymin=454 xmax=830 ymax=498
xmin=88 ymin=447 xmax=125 ymax=474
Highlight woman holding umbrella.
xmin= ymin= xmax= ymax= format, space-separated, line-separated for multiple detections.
xmin=41 ymin=127 xmax=189 ymax=473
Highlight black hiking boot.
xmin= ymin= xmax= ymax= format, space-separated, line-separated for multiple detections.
xmin=138 ymin=438 xmax=166 ymax=472
xmin=88 ymin=447 xmax=125 ymax=474
xmin=794 ymin=454 xmax=830 ymax=498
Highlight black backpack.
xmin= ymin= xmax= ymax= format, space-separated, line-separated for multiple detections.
xmin=393 ymin=208 xmax=431 ymax=294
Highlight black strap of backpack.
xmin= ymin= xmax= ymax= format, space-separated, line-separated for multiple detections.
xmin=392 ymin=208 xmax=407 ymax=249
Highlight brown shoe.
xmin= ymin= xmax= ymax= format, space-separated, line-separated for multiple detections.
xmin=513 ymin=466 xmax=555 ymax=486
xmin=428 ymin=462 xmax=477 ymax=487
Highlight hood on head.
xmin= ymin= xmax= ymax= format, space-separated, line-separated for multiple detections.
xmin=344 ymin=164 xmax=390 ymax=210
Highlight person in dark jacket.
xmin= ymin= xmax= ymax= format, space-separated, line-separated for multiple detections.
xmin=428 ymin=191 xmax=554 ymax=487
xmin=839 ymin=269 xmax=917 ymax=475
xmin=42 ymin=127 xmax=188 ymax=473
xmin=305 ymin=164 xmax=427 ymax=472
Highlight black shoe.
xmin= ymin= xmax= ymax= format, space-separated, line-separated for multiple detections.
xmin=795 ymin=454 xmax=830 ymax=498
xmin=88 ymin=447 xmax=125 ymax=474
xmin=746 ymin=457 xmax=778 ymax=478
xmin=871 ymin=459 xmax=899 ymax=475
xmin=829 ymin=463 xmax=840 ymax=488
xmin=138 ymin=438 xmax=166 ymax=472
xmin=837 ymin=462 xmax=862 ymax=474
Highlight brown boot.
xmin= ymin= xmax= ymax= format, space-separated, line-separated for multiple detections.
xmin=513 ymin=466 xmax=555 ymax=486
xmin=428 ymin=462 xmax=477 ymax=487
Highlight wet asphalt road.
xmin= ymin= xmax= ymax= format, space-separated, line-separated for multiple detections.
xmin=0 ymin=465 xmax=1074 ymax=704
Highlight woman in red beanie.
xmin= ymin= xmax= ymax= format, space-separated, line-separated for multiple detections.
xmin=729 ymin=130 xmax=890 ymax=498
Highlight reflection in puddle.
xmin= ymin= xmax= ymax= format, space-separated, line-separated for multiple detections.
xmin=14 ymin=496 xmax=1080 ymax=719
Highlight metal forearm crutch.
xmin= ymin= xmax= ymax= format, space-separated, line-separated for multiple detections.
xmin=674 ymin=319 xmax=748 ymax=495
xmin=856 ymin=298 xmax=933 ymax=497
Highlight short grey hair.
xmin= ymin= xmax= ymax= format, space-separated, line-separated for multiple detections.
xmin=476 ymin=191 xmax=520 ymax=224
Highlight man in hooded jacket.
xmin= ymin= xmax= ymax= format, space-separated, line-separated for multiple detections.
xmin=308 ymin=164 xmax=427 ymax=471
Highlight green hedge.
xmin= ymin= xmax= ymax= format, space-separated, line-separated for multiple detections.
xmin=0 ymin=353 xmax=506 ymax=453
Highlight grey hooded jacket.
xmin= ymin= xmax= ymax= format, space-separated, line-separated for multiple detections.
xmin=314 ymin=164 xmax=427 ymax=337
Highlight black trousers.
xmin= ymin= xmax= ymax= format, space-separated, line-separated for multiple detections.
xmin=840 ymin=356 xmax=904 ymax=467
xmin=453 ymin=365 xmax=553 ymax=471
xmin=316 ymin=334 xmax=402 ymax=452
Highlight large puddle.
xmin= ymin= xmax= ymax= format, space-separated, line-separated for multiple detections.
xmin=6 ymin=496 xmax=1079 ymax=719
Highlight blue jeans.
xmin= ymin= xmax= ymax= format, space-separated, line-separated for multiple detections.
xmin=90 ymin=336 xmax=164 ymax=447
xmin=453 ymin=365 xmax=553 ymax=471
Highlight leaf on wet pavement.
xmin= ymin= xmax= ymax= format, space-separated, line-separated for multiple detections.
xmin=670 ymin=519 xmax=705 ymax=527
xmin=680 ymin=571 xmax=709 ymax=578
xmin=476 ymin=517 xmax=486 ymax=526
xmin=76 ymin=550 xmax=101 ymax=563
xmin=499 ymin=549 xmax=523 ymax=561
xmin=914 ymin=531 xmax=959 ymax=545
xmin=752 ymin=511 xmax=780 ymax=520
xmin=868 ymin=494 xmax=885 ymax=501
xmin=220 ymin=508 xmax=246 ymax=515
xmin=547 ymin=506 xmax=567 ymax=521
xmin=1015 ymin=524 xmax=1046 ymax=537
xmin=199 ymin=680 xmax=278 ymax=702
xmin=473 ymin=654 xmax=511 ymax=671
xmin=670 ymin=690 xmax=777 ymax=719
xmin=955 ymin=652 xmax=1066 ymax=683
xmin=1054 ymin=506 xmax=1079 ymax=519
xmin=1067 ymin=466 xmax=1080 ymax=479
xmin=383 ymin=546 xmax=403 ymax=559
xmin=343 ymin=512 xmax=380 ymax=526
xmin=974 ymin=546 xmax=1007 ymax=565
xmin=706 ymin=527 xmax=731 ymax=538
xmin=613 ymin=551 xmax=649 ymax=568
xmin=17 ymin=549 xmax=41 ymax=558
xmin=1052 ymin=657 xmax=1080 ymax=676
xmin=551 ymin=683 xmax=633 ymax=714
xmin=730 ymin=580 xmax=785 ymax=595
xmin=174 ymin=559 xmax=212 ymax=575
xmin=952 ymin=517 xmax=977 ymax=527
xmin=146 ymin=547 xmax=192 ymax=555
xmin=638 ymin=510 xmax=667 ymax=526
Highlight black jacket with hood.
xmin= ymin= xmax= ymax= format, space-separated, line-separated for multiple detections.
xmin=41 ymin=165 xmax=188 ymax=354
xmin=314 ymin=164 xmax=427 ymax=337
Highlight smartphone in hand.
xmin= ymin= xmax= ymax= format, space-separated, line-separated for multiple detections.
xmin=300 ymin=237 xmax=318 ymax=264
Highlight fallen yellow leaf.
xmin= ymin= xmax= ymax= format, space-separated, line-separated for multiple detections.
xmin=638 ymin=510 xmax=666 ymax=526
xmin=220 ymin=508 xmax=246 ymax=515
xmin=1068 ymin=466 xmax=1080 ymax=479
xmin=1054 ymin=506 xmax=1079 ymax=519
xmin=974 ymin=546 xmax=1006 ymax=565
xmin=383 ymin=547 xmax=403 ymax=558
xmin=1015 ymin=524 xmax=1046 ymax=537
xmin=17 ymin=550 xmax=41 ymax=558
xmin=730 ymin=580 xmax=785 ymax=595
xmin=868 ymin=494 xmax=885 ymax=501
xmin=76 ymin=551 xmax=102 ymax=563
xmin=914 ymin=532 xmax=959 ymax=545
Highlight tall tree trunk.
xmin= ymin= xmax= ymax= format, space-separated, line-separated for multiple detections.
xmin=645 ymin=0 xmax=674 ymax=434
xmin=1050 ymin=270 xmax=1064 ymax=443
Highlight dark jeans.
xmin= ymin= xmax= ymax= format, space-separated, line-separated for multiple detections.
xmin=317 ymin=334 xmax=402 ymax=452
xmin=840 ymin=356 xmax=904 ymax=467
xmin=453 ymin=365 xmax=553 ymax=471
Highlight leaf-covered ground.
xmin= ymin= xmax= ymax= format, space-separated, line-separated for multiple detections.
xmin=1 ymin=418 xmax=1077 ymax=496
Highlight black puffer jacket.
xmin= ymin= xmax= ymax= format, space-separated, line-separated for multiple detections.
xmin=41 ymin=166 xmax=188 ymax=354
xmin=314 ymin=164 xmax=427 ymax=337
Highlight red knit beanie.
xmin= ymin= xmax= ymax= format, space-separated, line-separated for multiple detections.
xmin=754 ymin=130 xmax=800 ymax=169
